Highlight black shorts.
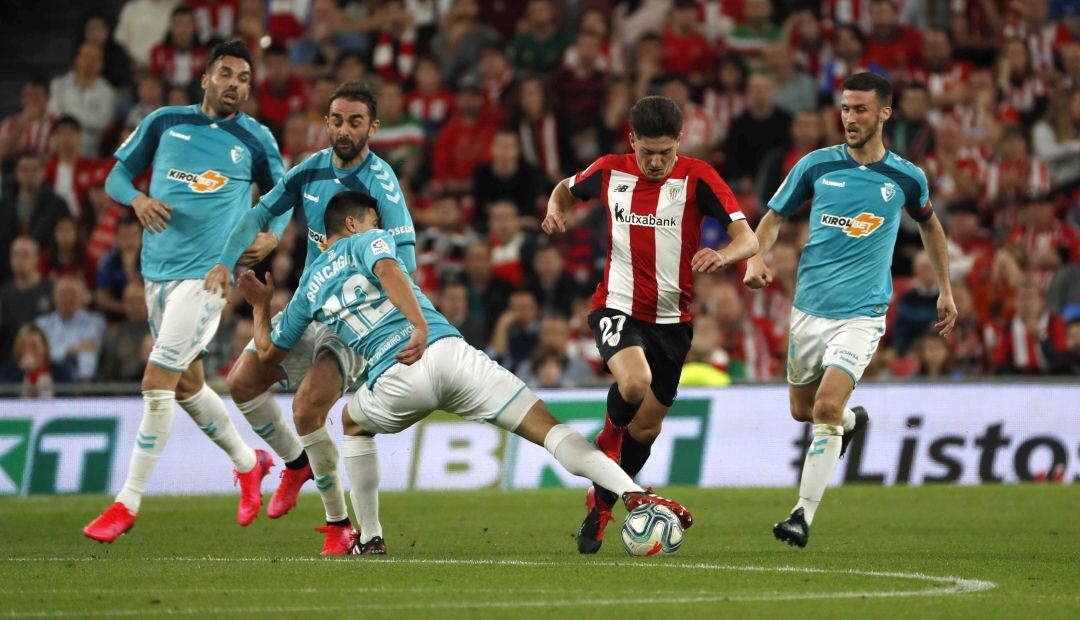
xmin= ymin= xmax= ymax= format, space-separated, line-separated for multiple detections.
xmin=587 ymin=308 xmax=693 ymax=407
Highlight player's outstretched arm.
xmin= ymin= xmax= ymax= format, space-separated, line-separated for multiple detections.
xmin=692 ymin=219 xmax=759 ymax=274
xmin=372 ymin=258 xmax=429 ymax=365
xmin=541 ymin=179 xmax=576 ymax=234
xmin=236 ymin=271 xmax=290 ymax=366
xmin=105 ymin=163 xmax=172 ymax=234
xmin=743 ymin=210 xmax=784 ymax=289
xmin=916 ymin=213 xmax=958 ymax=337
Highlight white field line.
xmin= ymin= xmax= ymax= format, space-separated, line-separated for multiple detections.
xmin=0 ymin=557 xmax=996 ymax=618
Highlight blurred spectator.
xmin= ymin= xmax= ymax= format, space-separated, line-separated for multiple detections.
xmin=946 ymin=202 xmax=996 ymax=284
xmin=488 ymin=201 xmax=537 ymax=287
xmin=512 ymin=75 xmax=564 ymax=184
xmin=922 ymin=116 xmax=985 ymax=205
xmin=214 ymin=316 xmax=253 ymax=379
xmin=631 ymin=33 xmax=664 ymax=102
xmin=167 ymin=85 xmax=192 ymax=106
xmin=80 ymin=13 xmax=131 ymax=90
xmin=818 ymin=25 xmax=884 ymax=113
xmin=892 ymin=251 xmax=942 ymax=355
xmin=914 ymin=330 xmax=957 ymax=378
xmin=725 ymin=73 xmax=792 ymax=192
xmin=437 ymin=280 xmax=488 ymax=348
xmin=702 ymin=56 xmax=748 ymax=149
xmin=1006 ymin=196 xmax=1080 ymax=271
xmin=596 ymin=79 xmax=634 ymax=155
xmin=430 ymin=0 xmax=500 ymax=87
xmin=258 ymin=43 xmax=308 ymax=136
xmin=660 ymin=77 xmax=712 ymax=159
xmin=886 ymin=83 xmax=935 ymax=162
xmin=985 ymin=126 xmax=1051 ymax=205
xmin=746 ymin=241 xmax=798 ymax=341
xmin=554 ymin=32 xmax=607 ymax=163
xmin=0 ymin=324 xmax=73 ymax=396
xmin=726 ymin=0 xmax=782 ymax=64
xmin=34 ymin=275 xmax=105 ymax=381
xmin=1067 ymin=318 xmax=1080 ymax=374
xmin=789 ymin=13 xmax=829 ymax=78
xmin=564 ymin=8 xmax=626 ymax=77
xmin=1063 ymin=42 xmax=1080 ymax=89
xmin=114 ymin=0 xmax=181 ymax=69
xmin=303 ymin=75 xmax=337 ymax=150
xmin=1005 ymin=0 xmax=1073 ymax=73
xmin=290 ymin=0 xmax=369 ymax=80
xmin=660 ymin=0 xmax=713 ymax=86
xmin=1046 ymin=261 xmax=1080 ymax=320
xmin=989 ymin=279 xmax=1068 ymax=373
xmin=507 ymin=0 xmax=569 ymax=74
xmin=756 ymin=110 xmax=825 ymax=206
xmin=711 ymin=281 xmax=778 ymax=381
xmin=369 ymin=81 xmax=425 ymax=185
xmin=125 ymin=75 xmax=166 ymax=133
xmin=0 ymin=237 xmax=53 ymax=357
xmin=865 ymin=0 xmax=924 ymax=75
xmin=761 ymin=42 xmax=817 ymax=115
xmin=1031 ymin=88 xmax=1080 ymax=187
xmin=949 ymin=282 xmax=990 ymax=376
xmin=680 ymin=314 xmax=733 ymax=387
xmin=525 ymin=348 xmax=571 ymax=388
xmin=525 ymin=245 xmax=577 ymax=317
xmin=431 ymin=84 xmax=497 ymax=193
xmin=370 ymin=0 xmax=418 ymax=82
xmin=472 ymin=130 xmax=546 ymax=232
xmin=94 ymin=218 xmax=142 ymax=321
xmin=85 ymin=187 xmax=129 ymax=270
xmin=47 ymin=43 xmax=116 ymax=157
xmin=463 ymin=241 xmax=514 ymax=327
xmin=997 ymin=38 xmax=1050 ymax=128
xmin=916 ymin=28 xmax=970 ymax=109
xmin=96 ymin=282 xmax=149 ymax=382
xmin=189 ymin=0 xmax=238 ymax=43
xmin=519 ymin=316 xmax=597 ymax=387
xmin=150 ymin=6 xmax=208 ymax=90
xmin=416 ymin=195 xmax=478 ymax=285
xmin=488 ymin=288 xmax=541 ymax=373
xmin=281 ymin=112 xmax=315 ymax=170
xmin=45 ymin=116 xmax=107 ymax=219
xmin=40 ymin=216 xmax=93 ymax=289
xmin=406 ymin=56 xmax=457 ymax=138
xmin=0 ymin=153 xmax=69 ymax=253
xmin=0 ymin=78 xmax=52 ymax=164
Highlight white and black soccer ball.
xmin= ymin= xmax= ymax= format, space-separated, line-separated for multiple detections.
xmin=620 ymin=504 xmax=684 ymax=557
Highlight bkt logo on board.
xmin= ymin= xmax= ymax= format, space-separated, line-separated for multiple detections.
xmin=0 ymin=418 xmax=117 ymax=495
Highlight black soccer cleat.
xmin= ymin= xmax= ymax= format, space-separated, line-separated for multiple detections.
xmin=576 ymin=487 xmax=614 ymax=554
xmin=773 ymin=508 xmax=810 ymax=548
xmin=355 ymin=536 xmax=387 ymax=556
xmin=840 ymin=406 xmax=870 ymax=458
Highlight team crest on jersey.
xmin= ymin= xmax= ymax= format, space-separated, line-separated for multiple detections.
xmin=231 ymin=146 xmax=244 ymax=164
xmin=880 ymin=182 xmax=897 ymax=202
xmin=820 ymin=212 xmax=885 ymax=238
xmin=666 ymin=182 xmax=683 ymax=202
xmin=166 ymin=169 xmax=228 ymax=193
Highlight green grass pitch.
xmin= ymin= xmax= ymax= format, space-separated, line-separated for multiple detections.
xmin=1 ymin=485 xmax=1078 ymax=619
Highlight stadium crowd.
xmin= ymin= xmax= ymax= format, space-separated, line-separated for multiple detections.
xmin=1 ymin=0 xmax=1079 ymax=397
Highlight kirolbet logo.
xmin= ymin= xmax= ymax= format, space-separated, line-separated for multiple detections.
xmin=167 ymin=168 xmax=228 ymax=193
xmin=821 ymin=212 xmax=884 ymax=238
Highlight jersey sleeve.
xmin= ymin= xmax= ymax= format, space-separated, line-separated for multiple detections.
xmin=253 ymin=123 xmax=285 ymax=194
xmin=903 ymin=165 xmax=934 ymax=222
xmin=695 ymin=164 xmax=746 ymax=227
xmin=767 ymin=154 xmax=815 ymax=219
xmin=567 ymin=156 xmax=610 ymax=200
xmin=349 ymin=231 xmax=399 ymax=280
xmin=114 ymin=107 xmax=168 ymax=175
xmin=269 ymin=289 xmax=312 ymax=351
xmin=218 ymin=164 xmax=305 ymax=269
xmin=370 ymin=162 xmax=416 ymax=272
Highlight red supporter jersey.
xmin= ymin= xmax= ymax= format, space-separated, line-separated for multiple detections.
xmin=568 ymin=154 xmax=744 ymax=324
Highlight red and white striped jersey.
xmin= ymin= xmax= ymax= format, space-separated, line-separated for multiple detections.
xmin=568 ymin=154 xmax=745 ymax=324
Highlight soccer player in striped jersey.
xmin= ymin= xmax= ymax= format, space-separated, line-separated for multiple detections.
xmin=542 ymin=95 xmax=760 ymax=553
xmin=203 ymin=82 xmax=415 ymax=554
xmin=85 ymin=40 xmax=285 ymax=542
xmin=744 ymin=73 xmax=957 ymax=548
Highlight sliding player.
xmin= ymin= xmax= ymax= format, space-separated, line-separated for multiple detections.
xmin=744 ymin=73 xmax=957 ymax=547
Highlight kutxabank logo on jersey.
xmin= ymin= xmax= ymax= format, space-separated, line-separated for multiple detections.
xmin=166 ymin=168 xmax=228 ymax=193
xmin=613 ymin=203 xmax=678 ymax=228
xmin=820 ymin=212 xmax=885 ymax=238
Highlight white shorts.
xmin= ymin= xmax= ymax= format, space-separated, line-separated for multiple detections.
xmin=787 ymin=308 xmax=886 ymax=387
xmin=346 ymin=337 xmax=539 ymax=435
xmin=145 ymin=279 xmax=227 ymax=372
xmin=245 ymin=314 xmax=364 ymax=397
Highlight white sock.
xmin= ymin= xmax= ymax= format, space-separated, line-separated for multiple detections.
xmin=179 ymin=384 xmax=257 ymax=473
xmin=300 ymin=426 xmax=348 ymax=522
xmin=343 ymin=434 xmax=382 ymax=544
xmin=115 ymin=390 xmax=175 ymax=514
xmin=236 ymin=392 xmax=304 ymax=463
xmin=543 ymin=424 xmax=644 ymax=497
xmin=842 ymin=408 xmax=856 ymax=433
xmin=794 ymin=424 xmax=844 ymax=526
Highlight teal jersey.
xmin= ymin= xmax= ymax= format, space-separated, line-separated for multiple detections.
xmin=114 ymin=105 xmax=283 ymax=282
xmin=219 ymin=148 xmax=415 ymax=272
xmin=768 ymin=144 xmax=933 ymax=319
xmin=270 ymin=230 xmax=460 ymax=388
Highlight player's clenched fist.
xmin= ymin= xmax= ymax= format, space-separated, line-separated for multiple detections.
xmin=743 ymin=257 xmax=773 ymax=289
xmin=541 ymin=205 xmax=567 ymax=234
xmin=131 ymin=194 xmax=172 ymax=234
xmin=691 ymin=248 xmax=730 ymax=273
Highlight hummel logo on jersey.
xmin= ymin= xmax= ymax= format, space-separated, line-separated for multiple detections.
xmin=614 ymin=204 xmax=678 ymax=228
xmin=821 ymin=212 xmax=885 ymax=238
xmin=613 ymin=184 xmax=629 ymax=192
xmin=231 ymin=145 xmax=244 ymax=164
xmin=166 ymin=169 xmax=228 ymax=193
xmin=880 ymin=182 xmax=897 ymax=202
xmin=303 ymin=193 xmax=320 ymax=203
xmin=821 ymin=178 xmax=845 ymax=188
xmin=168 ymin=130 xmax=191 ymax=141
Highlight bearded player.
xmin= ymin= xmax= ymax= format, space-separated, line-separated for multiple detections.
xmin=203 ymin=82 xmax=415 ymax=554
xmin=542 ymin=96 xmax=759 ymax=553
xmin=85 ymin=40 xmax=285 ymax=542
xmin=744 ymin=72 xmax=957 ymax=548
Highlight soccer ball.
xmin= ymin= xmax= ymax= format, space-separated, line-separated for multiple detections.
xmin=620 ymin=504 xmax=684 ymax=557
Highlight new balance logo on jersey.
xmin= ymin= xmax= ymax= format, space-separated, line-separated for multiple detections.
xmin=880 ymin=182 xmax=897 ymax=202
xmin=821 ymin=212 xmax=885 ymax=238
xmin=613 ymin=184 xmax=629 ymax=192
xmin=613 ymin=204 xmax=678 ymax=228
xmin=167 ymin=169 xmax=228 ymax=193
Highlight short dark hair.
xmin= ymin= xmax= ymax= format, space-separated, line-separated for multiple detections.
xmin=53 ymin=115 xmax=80 ymax=132
xmin=328 ymin=81 xmax=378 ymax=119
xmin=324 ymin=191 xmax=379 ymax=236
xmin=841 ymin=72 xmax=893 ymax=107
xmin=630 ymin=96 xmax=683 ymax=139
xmin=208 ymin=39 xmax=252 ymax=72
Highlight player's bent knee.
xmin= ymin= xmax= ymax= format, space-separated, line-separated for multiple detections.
xmin=619 ymin=374 xmax=652 ymax=404
xmin=812 ymin=398 xmax=845 ymax=424
xmin=226 ymin=354 xmax=270 ymax=403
